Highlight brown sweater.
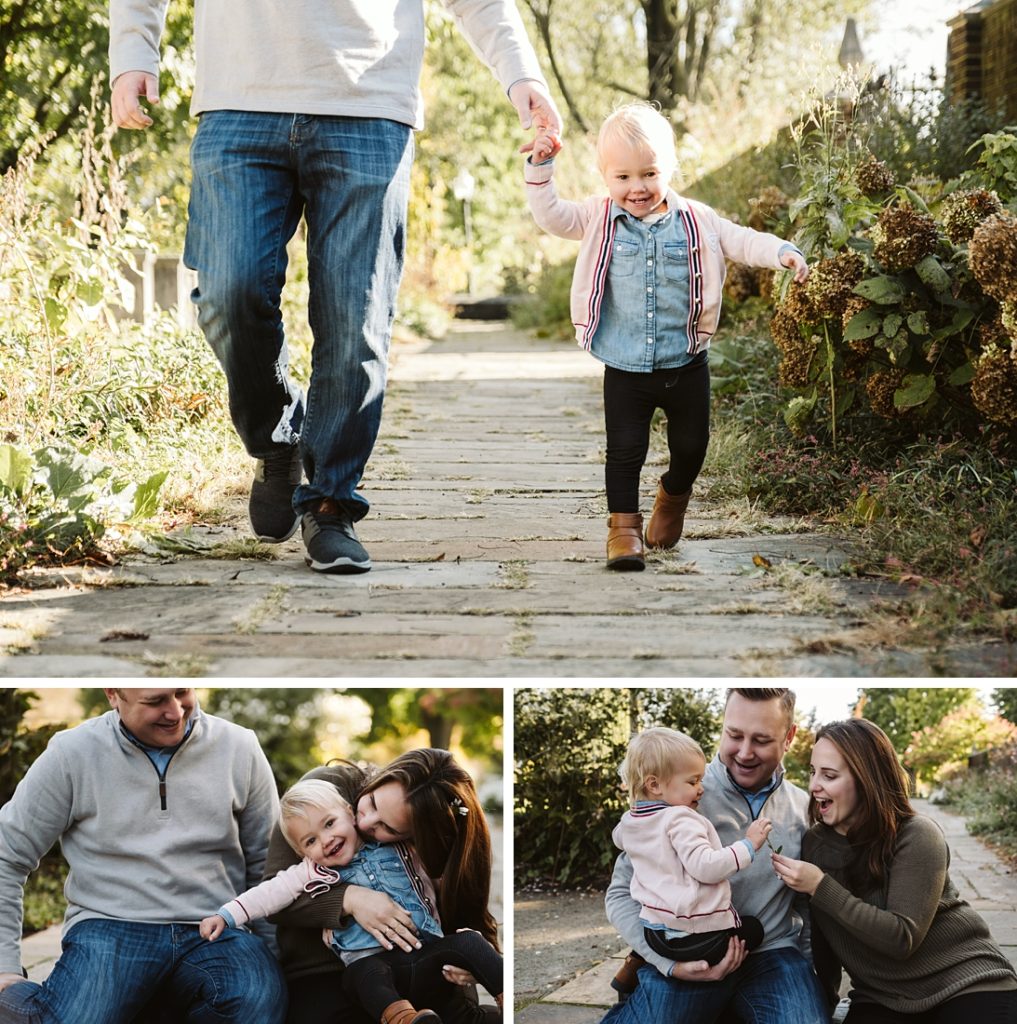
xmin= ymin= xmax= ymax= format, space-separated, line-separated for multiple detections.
xmin=263 ymin=763 xmax=365 ymax=980
xmin=804 ymin=815 xmax=1017 ymax=1014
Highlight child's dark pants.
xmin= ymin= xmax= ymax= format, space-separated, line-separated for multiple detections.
xmin=342 ymin=930 xmax=502 ymax=1022
xmin=643 ymin=914 xmax=764 ymax=967
xmin=603 ymin=356 xmax=711 ymax=513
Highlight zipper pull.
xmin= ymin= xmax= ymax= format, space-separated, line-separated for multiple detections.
xmin=159 ymin=779 xmax=167 ymax=811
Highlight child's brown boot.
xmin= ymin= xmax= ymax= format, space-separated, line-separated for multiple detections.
xmin=380 ymin=1000 xmax=442 ymax=1024
xmin=606 ymin=513 xmax=645 ymax=571
xmin=645 ymin=480 xmax=691 ymax=549
xmin=610 ymin=950 xmax=647 ymax=993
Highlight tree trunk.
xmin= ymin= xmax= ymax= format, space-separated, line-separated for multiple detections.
xmin=522 ymin=0 xmax=591 ymax=134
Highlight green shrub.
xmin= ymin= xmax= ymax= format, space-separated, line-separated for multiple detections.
xmin=505 ymin=257 xmax=575 ymax=338
xmin=939 ymin=748 xmax=1017 ymax=866
xmin=514 ymin=688 xmax=721 ymax=888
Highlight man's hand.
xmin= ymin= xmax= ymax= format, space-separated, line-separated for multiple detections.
xmin=111 ymin=71 xmax=160 ymax=130
xmin=199 ymin=914 xmax=227 ymax=941
xmin=669 ymin=936 xmax=747 ymax=981
xmin=509 ymin=80 xmax=563 ymax=154
xmin=343 ymin=885 xmax=420 ymax=952
xmin=0 ymin=972 xmax=25 ymax=993
xmin=771 ymin=852 xmax=824 ymax=896
xmin=780 ymin=248 xmax=809 ymax=284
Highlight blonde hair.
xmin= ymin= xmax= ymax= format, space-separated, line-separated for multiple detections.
xmin=279 ymin=779 xmax=351 ymax=854
xmin=597 ymin=102 xmax=677 ymax=177
xmin=619 ymin=727 xmax=704 ymax=803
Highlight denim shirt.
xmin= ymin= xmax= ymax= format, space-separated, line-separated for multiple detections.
xmin=330 ymin=841 xmax=441 ymax=960
xmin=591 ymin=203 xmax=699 ymax=373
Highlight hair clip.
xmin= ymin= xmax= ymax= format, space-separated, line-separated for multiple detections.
xmin=451 ymin=796 xmax=469 ymax=816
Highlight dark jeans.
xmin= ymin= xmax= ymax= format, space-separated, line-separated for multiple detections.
xmin=643 ymin=915 xmax=764 ymax=967
xmin=602 ymin=356 xmax=711 ymax=513
xmin=0 ymin=919 xmax=285 ymax=1024
xmin=184 ymin=110 xmax=414 ymax=522
xmin=343 ymin=931 xmax=501 ymax=1021
xmin=844 ymin=989 xmax=1017 ymax=1024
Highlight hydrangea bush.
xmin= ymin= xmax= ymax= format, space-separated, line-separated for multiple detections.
xmin=757 ymin=94 xmax=1017 ymax=442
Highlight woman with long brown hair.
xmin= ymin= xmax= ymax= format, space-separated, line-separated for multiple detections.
xmin=772 ymin=718 xmax=1016 ymax=1024
xmin=263 ymin=750 xmax=499 ymax=1024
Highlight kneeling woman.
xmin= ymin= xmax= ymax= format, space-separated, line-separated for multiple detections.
xmin=772 ymin=718 xmax=1017 ymax=1024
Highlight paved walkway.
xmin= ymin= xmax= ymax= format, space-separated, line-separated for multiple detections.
xmin=514 ymin=800 xmax=1017 ymax=1022
xmin=1 ymin=321 xmax=1014 ymax=676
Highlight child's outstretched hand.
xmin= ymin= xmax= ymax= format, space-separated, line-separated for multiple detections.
xmin=746 ymin=816 xmax=773 ymax=852
xmin=199 ymin=914 xmax=227 ymax=941
xmin=525 ymin=131 xmax=562 ymax=162
xmin=780 ymin=248 xmax=809 ymax=284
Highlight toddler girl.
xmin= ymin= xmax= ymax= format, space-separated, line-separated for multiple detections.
xmin=613 ymin=726 xmax=769 ymax=974
xmin=200 ymin=779 xmax=502 ymax=1024
xmin=525 ymin=103 xmax=808 ymax=570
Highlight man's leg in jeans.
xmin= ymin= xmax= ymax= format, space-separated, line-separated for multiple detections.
xmin=599 ymin=964 xmax=733 ymax=1024
xmin=184 ymin=110 xmax=307 ymax=537
xmin=0 ymin=920 xmax=172 ymax=1024
xmin=163 ymin=927 xmax=286 ymax=1024
xmin=292 ymin=115 xmax=414 ymax=524
xmin=728 ymin=948 xmax=828 ymax=1024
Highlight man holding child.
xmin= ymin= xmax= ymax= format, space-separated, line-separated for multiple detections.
xmin=603 ymin=687 xmax=829 ymax=1024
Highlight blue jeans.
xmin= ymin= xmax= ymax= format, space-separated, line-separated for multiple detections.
xmin=184 ymin=111 xmax=414 ymax=521
xmin=600 ymin=948 xmax=829 ymax=1024
xmin=0 ymin=919 xmax=286 ymax=1024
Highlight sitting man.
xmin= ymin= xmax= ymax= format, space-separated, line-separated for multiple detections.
xmin=0 ymin=688 xmax=286 ymax=1023
xmin=603 ymin=688 xmax=828 ymax=1024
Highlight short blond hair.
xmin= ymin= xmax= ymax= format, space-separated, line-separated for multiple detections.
xmin=597 ymin=102 xmax=677 ymax=177
xmin=619 ymin=727 xmax=704 ymax=803
xmin=279 ymin=779 xmax=351 ymax=853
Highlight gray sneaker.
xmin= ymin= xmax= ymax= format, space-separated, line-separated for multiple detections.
xmin=301 ymin=499 xmax=372 ymax=574
xmin=249 ymin=446 xmax=302 ymax=542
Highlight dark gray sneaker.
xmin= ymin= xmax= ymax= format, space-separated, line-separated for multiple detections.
xmin=249 ymin=446 xmax=302 ymax=542
xmin=301 ymin=498 xmax=372 ymax=574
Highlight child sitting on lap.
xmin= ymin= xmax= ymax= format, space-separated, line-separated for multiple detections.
xmin=201 ymin=779 xmax=502 ymax=1024
xmin=612 ymin=727 xmax=769 ymax=984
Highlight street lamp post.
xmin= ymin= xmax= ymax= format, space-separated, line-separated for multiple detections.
xmin=452 ymin=168 xmax=476 ymax=295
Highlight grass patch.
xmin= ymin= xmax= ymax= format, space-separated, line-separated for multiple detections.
xmin=937 ymin=756 xmax=1017 ymax=868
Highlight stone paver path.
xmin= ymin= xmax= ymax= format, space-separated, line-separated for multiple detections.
xmin=515 ymin=799 xmax=1017 ymax=1023
xmin=2 ymin=321 xmax=1014 ymax=676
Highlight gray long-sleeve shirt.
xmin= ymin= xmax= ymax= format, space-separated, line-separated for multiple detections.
xmin=109 ymin=0 xmax=547 ymax=128
xmin=0 ymin=706 xmax=279 ymax=976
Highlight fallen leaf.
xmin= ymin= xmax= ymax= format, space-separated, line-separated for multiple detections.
xmin=752 ymin=554 xmax=772 ymax=569
xmin=100 ymin=629 xmax=149 ymax=642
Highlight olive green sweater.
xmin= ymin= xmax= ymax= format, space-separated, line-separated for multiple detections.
xmin=804 ymin=815 xmax=1017 ymax=1014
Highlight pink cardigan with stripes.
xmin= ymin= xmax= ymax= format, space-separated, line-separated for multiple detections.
xmin=524 ymin=157 xmax=793 ymax=353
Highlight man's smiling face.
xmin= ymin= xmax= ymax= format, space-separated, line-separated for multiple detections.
xmin=718 ymin=691 xmax=796 ymax=793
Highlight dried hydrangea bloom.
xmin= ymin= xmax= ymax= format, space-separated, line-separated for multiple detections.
xmin=806 ymin=250 xmax=865 ymax=318
xmin=755 ymin=267 xmax=776 ymax=301
xmin=769 ymin=308 xmax=818 ymax=387
xmin=872 ymin=205 xmax=939 ymax=272
xmin=748 ymin=186 xmax=791 ymax=231
xmin=725 ymin=262 xmax=757 ymax=303
xmin=778 ymin=278 xmax=820 ymax=324
xmin=866 ymin=368 xmax=907 ymax=418
xmin=941 ymin=188 xmax=1003 ymax=245
xmin=970 ymin=211 xmax=1017 ymax=304
xmin=971 ymin=344 xmax=1017 ymax=426
xmin=854 ymin=154 xmax=896 ymax=197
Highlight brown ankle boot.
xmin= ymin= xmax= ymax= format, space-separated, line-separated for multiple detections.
xmin=645 ymin=480 xmax=691 ymax=549
xmin=611 ymin=950 xmax=647 ymax=993
xmin=606 ymin=513 xmax=645 ymax=571
xmin=380 ymin=1000 xmax=442 ymax=1024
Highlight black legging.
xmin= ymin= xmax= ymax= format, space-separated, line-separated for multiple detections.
xmin=603 ymin=356 xmax=711 ymax=513
xmin=843 ymin=989 xmax=1017 ymax=1024
xmin=342 ymin=930 xmax=502 ymax=1022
